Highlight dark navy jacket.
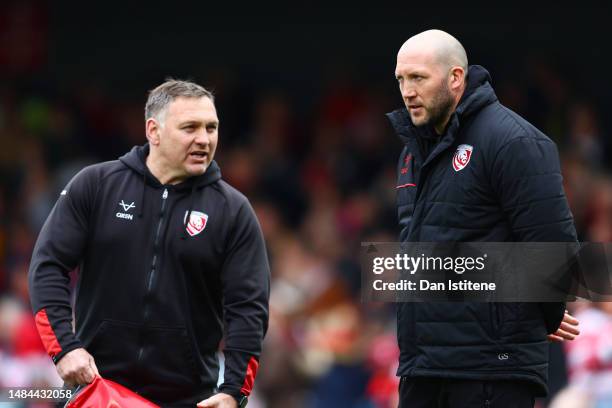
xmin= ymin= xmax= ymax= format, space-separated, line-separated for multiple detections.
xmin=387 ymin=65 xmax=577 ymax=395
xmin=29 ymin=145 xmax=270 ymax=406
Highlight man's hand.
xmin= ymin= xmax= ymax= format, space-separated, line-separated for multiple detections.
xmin=56 ymin=348 xmax=99 ymax=386
xmin=197 ymin=392 xmax=238 ymax=408
xmin=547 ymin=310 xmax=580 ymax=342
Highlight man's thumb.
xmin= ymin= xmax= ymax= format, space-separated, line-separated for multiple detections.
xmin=196 ymin=398 xmax=213 ymax=407
xmin=88 ymin=357 xmax=100 ymax=380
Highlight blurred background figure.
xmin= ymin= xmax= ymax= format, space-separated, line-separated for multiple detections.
xmin=1 ymin=2 xmax=611 ymax=407
xmin=557 ymin=302 xmax=612 ymax=407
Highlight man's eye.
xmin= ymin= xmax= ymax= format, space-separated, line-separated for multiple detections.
xmin=206 ymin=125 xmax=217 ymax=132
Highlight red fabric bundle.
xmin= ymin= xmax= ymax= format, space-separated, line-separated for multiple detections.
xmin=65 ymin=376 xmax=159 ymax=408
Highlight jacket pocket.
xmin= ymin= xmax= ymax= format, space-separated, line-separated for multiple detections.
xmin=86 ymin=319 xmax=141 ymax=379
xmin=140 ymin=326 xmax=200 ymax=391
xmin=490 ymin=303 xmax=522 ymax=339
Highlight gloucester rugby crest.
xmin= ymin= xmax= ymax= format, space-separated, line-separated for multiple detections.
xmin=452 ymin=144 xmax=473 ymax=172
xmin=184 ymin=211 xmax=208 ymax=236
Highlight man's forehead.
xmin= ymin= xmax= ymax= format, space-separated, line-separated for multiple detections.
xmin=396 ymin=49 xmax=439 ymax=73
xmin=167 ymin=97 xmax=218 ymax=121
xmin=395 ymin=61 xmax=433 ymax=76
xmin=397 ymin=46 xmax=437 ymax=64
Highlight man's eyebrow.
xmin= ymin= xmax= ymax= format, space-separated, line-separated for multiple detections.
xmin=408 ymin=70 xmax=427 ymax=77
xmin=179 ymin=119 xmax=218 ymax=126
xmin=395 ymin=69 xmax=427 ymax=79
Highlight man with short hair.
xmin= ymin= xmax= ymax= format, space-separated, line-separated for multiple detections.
xmin=29 ymin=79 xmax=270 ymax=408
xmin=388 ymin=30 xmax=579 ymax=407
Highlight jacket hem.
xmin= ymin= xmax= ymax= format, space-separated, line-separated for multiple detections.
xmin=398 ymin=368 xmax=548 ymax=397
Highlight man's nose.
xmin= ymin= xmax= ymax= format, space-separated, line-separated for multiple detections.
xmin=194 ymin=130 xmax=210 ymax=146
xmin=401 ymin=85 xmax=417 ymax=99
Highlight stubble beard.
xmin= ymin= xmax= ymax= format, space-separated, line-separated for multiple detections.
xmin=412 ymin=79 xmax=455 ymax=131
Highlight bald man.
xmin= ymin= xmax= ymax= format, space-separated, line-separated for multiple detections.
xmin=387 ymin=30 xmax=579 ymax=408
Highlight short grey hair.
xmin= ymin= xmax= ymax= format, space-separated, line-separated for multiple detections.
xmin=145 ymin=78 xmax=214 ymax=123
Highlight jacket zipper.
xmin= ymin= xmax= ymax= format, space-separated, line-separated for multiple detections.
xmin=137 ymin=188 xmax=168 ymax=362
xmin=407 ymin=118 xmax=458 ymax=221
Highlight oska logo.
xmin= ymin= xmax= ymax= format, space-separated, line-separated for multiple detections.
xmin=184 ymin=211 xmax=208 ymax=237
xmin=452 ymin=144 xmax=473 ymax=172
xmin=116 ymin=200 xmax=135 ymax=221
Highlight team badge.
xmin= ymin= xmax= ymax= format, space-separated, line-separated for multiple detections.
xmin=184 ymin=211 xmax=208 ymax=236
xmin=452 ymin=144 xmax=473 ymax=172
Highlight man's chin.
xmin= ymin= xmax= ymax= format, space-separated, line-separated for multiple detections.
xmin=186 ymin=164 xmax=209 ymax=177
xmin=410 ymin=115 xmax=429 ymax=127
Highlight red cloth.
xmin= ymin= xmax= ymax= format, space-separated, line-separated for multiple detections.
xmin=65 ymin=376 xmax=159 ymax=408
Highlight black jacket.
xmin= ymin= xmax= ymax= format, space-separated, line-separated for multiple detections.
xmin=29 ymin=145 xmax=270 ymax=406
xmin=387 ymin=66 xmax=577 ymax=395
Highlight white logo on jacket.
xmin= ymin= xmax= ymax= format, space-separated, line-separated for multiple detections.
xmin=116 ymin=200 xmax=136 ymax=220
xmin=452 ymin=144 xmax=473 ymax=172
xmin=119 ymin=200 xmax=135 ymax=211
xmin=184 ymin=211 xmax=208 ymax=236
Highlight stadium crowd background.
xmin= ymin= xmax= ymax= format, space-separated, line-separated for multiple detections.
xmin=0 ymin=2 xmax=611 ymax=407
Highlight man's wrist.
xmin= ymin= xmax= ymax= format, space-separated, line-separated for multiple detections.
xmin=52 ymin=343 xmax=84 ymax=364
xmin=218 ymin=388 xmax=247 ymax=407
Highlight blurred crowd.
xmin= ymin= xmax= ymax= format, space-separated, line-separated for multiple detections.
xmin=1 ymin=19 xmax=612 ymax=408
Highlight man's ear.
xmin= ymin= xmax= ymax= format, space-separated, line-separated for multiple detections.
xmin=146 ymin=118 xmax=161 ymax=146
xmin=449 ymin=66 xmax=466 ymax=92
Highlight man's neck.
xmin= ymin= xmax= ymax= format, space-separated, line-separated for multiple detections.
xmin=145 ymin=153 xmax=182 ymax=185
xmin=434 ymin=115 xmax=452 ymax=135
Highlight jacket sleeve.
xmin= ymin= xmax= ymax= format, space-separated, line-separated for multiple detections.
xmin=491 ymin=135 xmax=578 ymax=333
xmin=28 ymin=167 xmax=96 ymax=363
xmin=217 ymin=200 xmax=270 ymax=400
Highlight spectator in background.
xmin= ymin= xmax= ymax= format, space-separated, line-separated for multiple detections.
xmin=0 ymin=296 xmax=60 ymax=389
xmin=567 ymin=102 xmax=604 ymax=168
xmin=562 ymin=302 xmax=612 ymax=405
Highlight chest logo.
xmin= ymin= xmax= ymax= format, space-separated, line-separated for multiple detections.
xmin=119 ymin=200 xmax=135 ymax=212
xmin=116 ymin=200 xmax=135 ymax=220
xmin=452 ymin=144 xmax=473 ymax=172
xmin=184 ymin=211 xmax=209 ymax=237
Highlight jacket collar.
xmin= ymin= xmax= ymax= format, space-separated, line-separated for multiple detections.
xmin=118 ymin=143 xmax=222 ymax=191
xmin=386 ymin=65 xmax=498 ymax=143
